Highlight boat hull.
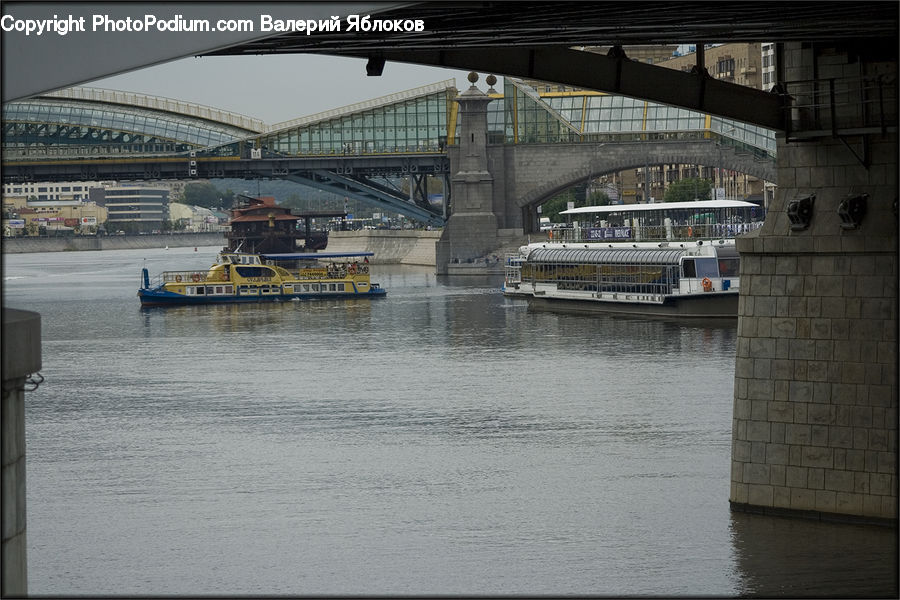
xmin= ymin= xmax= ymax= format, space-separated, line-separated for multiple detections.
xmin=526 ymin=290 xmax=738 ymax=319
xmin=138 ymin=287 xmax=386 ymax=307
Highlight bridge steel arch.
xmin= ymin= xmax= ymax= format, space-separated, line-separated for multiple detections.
xmin=471 ymin=139 xmax=777 ymax=233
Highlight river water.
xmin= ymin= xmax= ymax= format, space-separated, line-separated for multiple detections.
xmin=3 ymin=247 xmax=896 ymax=596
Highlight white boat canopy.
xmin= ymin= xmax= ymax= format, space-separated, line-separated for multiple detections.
xmin=560 ymin=200 xmax=759 ymax=215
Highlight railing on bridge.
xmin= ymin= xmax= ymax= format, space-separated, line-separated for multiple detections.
xmin=783 ymin=75 xmax=898 ymax=140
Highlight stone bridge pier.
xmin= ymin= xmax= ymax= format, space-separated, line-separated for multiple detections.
xmin=729 ymin=43 xmax=897 ymax=523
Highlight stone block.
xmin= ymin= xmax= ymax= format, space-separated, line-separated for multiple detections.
xmin=766 ymin=443 xmax=790 ymax=465
xmin=815 ymin=489 xmax=837 ymax=512
xmin=750 ymin=399 xmax=768 ymax=421
xmin=811 ymin=424 xmax=829 ymax=446
xmin=790 ymin=487 xmax=816 ymax=511
xmin=841 ymin=362 xmax=866 ymax=384
xmin=785 ymin=423 xmax=811 ymax=445
xmin=757 ymin=317 xmax=772 ymax=338
xmin=772 ymin=359 xmax=793 ymax=380
xmin=853 ymin=427 xmax=869 ymax=450
xmin=785 ymin=275 xmax=804 ymax=297
xmin=771 ymin=317 xmax=796 ymax=338
xmin=870 ymin=385 xmax=892 ymax=407
xmin=789 ymin=380 xmax=813 ymax=403
xmin=825 ymin=468 xmax=855 ymax=492
xmin=769 ymin=464 xmax=787 ymax=487
xmin=835 ymin=492 xmax=864 ymax=515
xmin=807 ymin=361 xmax=828 ymax=382
xmin=768 ymin=401 xmax=793 ymax=423
xmin=816 ymin=340 xmax=834 ymax=361
xmin=802 ymin=446 xmax=834 ymax=469
xmin=733 ymin=439 xmax=751 ymax=462
xmin=730 ymin=482 xmax=749 ymax=504
xmin=786 ymin=466 xmax=808 ymax=488
xmin=748 ymin=484 xmax=774 ymax=507
xmin=745 ymin=463 xmax=771 ymax=485
xmin=793 ymin=403 xmax=808 ymax=424
xmin=834 ymin=448 xmax=847 ymax=470
xmin=771 ymin=422 xmax=786 ymax=444
xmin=851 ymin=406 xmax=873 ymax=428
xmin=821 ymin=297 xmax=846 ymax=318
xmin=812 ymin=381 xmax=832 ymax=404
xmin=854 ymin=472 xmax=870 ymax=494
xmin=828 ymin=426 xmax=853 ymax=448
xmin=870 ymin=429 xmax=889 ymax=452
xmin=808 ymin=467 xmax=825 ymax=489
xmin=831 ymin=383 xmax=856 ymax=404
xmin=846 ymin=449 xmax=865 ymax=471
xmin=881 ymin=497 xmax=898 ymax=519
xmin=788 ymin=296 xmax=807 ymax=317
xmin=870 ymin=473 xmax=892 ymax=495
xmin=746 ymin=420 xmax=771 ymax=442
xmin=753 ymin=358 xmax=772 ymax=380
xmin=789 ymin=339 xmax=816 ymax=361
xmin=748 ymin=379 xmax=774 ymax=401
xmin=754 ymin=295 xmax=776 ymax=317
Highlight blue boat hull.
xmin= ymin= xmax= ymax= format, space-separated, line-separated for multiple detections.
xmin=138 ymin=287 xmax=386 ymax=307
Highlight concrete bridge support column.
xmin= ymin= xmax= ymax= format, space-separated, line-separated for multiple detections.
xmin=436 ymin=74 xmax=498 ymax=274
xmin=730 ymin=44 xmax=897 ymax=524
xmin=2 ymin=309 xmax=42 ymax=596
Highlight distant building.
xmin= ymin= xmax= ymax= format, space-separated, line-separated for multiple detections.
xmin=2 ymin=180 xmax=108 ymax=202
xmin=168 ymin=203 xmax=226 ymax=232
xmin=656 ymin=42 xmax=763 ymax=89
xmin=99 ymin=185 xmax=169 ymax=233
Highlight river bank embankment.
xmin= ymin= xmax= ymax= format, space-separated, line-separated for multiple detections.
xmin=2 ymin=230 xmax=442 ymax=266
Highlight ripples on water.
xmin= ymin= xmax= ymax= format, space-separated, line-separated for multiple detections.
xmin=4 ymin=247 xmax=896 ymax=596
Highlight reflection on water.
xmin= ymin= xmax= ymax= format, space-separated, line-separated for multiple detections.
xmin=2 ymin=248 xmax=896 ymax=596
xmin=730 ymin=512 xmax=898 ymax=597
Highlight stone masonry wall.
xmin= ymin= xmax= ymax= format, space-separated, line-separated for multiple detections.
xmin=730 ymin=43 xmax=898 ymax=523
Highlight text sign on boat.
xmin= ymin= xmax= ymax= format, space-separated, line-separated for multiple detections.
xmin=584 ymin=227 xmax=632 ymax=240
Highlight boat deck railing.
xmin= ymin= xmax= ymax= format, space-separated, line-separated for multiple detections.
xmin=547 ymin=222 xmax=763 ymax=244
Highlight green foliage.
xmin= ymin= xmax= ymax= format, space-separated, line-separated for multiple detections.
xmin=540 ymin=183 xmax=598 ymax=221
xmin=587 ymin=191 xmax=611 ymax=206
xmin=663 ymin=178 xmax=713 ymax=203
xmin=177 ymin=182 xmax=234 ymax=210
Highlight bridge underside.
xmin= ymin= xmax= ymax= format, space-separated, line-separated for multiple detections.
xmin=205 ymin=2 xmax=898 ymax=132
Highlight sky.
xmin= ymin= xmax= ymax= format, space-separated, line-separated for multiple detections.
xmin=91 ymin=53 xmax=475 ymax=126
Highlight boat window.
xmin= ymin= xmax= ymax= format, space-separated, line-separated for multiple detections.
xmin=235 ymin=266 xmax=275 ymax=278
xmin=682 ymin=259 xmax=696 ymax=278
xmin=337 ymin=283 xmax=345 ymax=291
xmin=206 ymin=287 xmax=214 ymax=295
xmin=329 ymin=283 xmax=336 ymax=291
xmin=215 ymin=286 xmax=223 ymax=294
xmin=694 ymin=258 xmax=719 ymax=278
xmin=718 ymin=258 xmax=740 ymax=278
xmin=284 ymin=285 xmax=293 ymax=292
xmin=312 ymin=284 xmax=319 ymax=292
xmin=302 ymin=284 xmax=310 ymax=292
xmin=196 ymin=286 xmax=205 ymax=295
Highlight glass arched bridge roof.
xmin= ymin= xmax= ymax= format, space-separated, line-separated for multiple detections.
xmin=2 ymin=78 xmax=776 ymax=159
